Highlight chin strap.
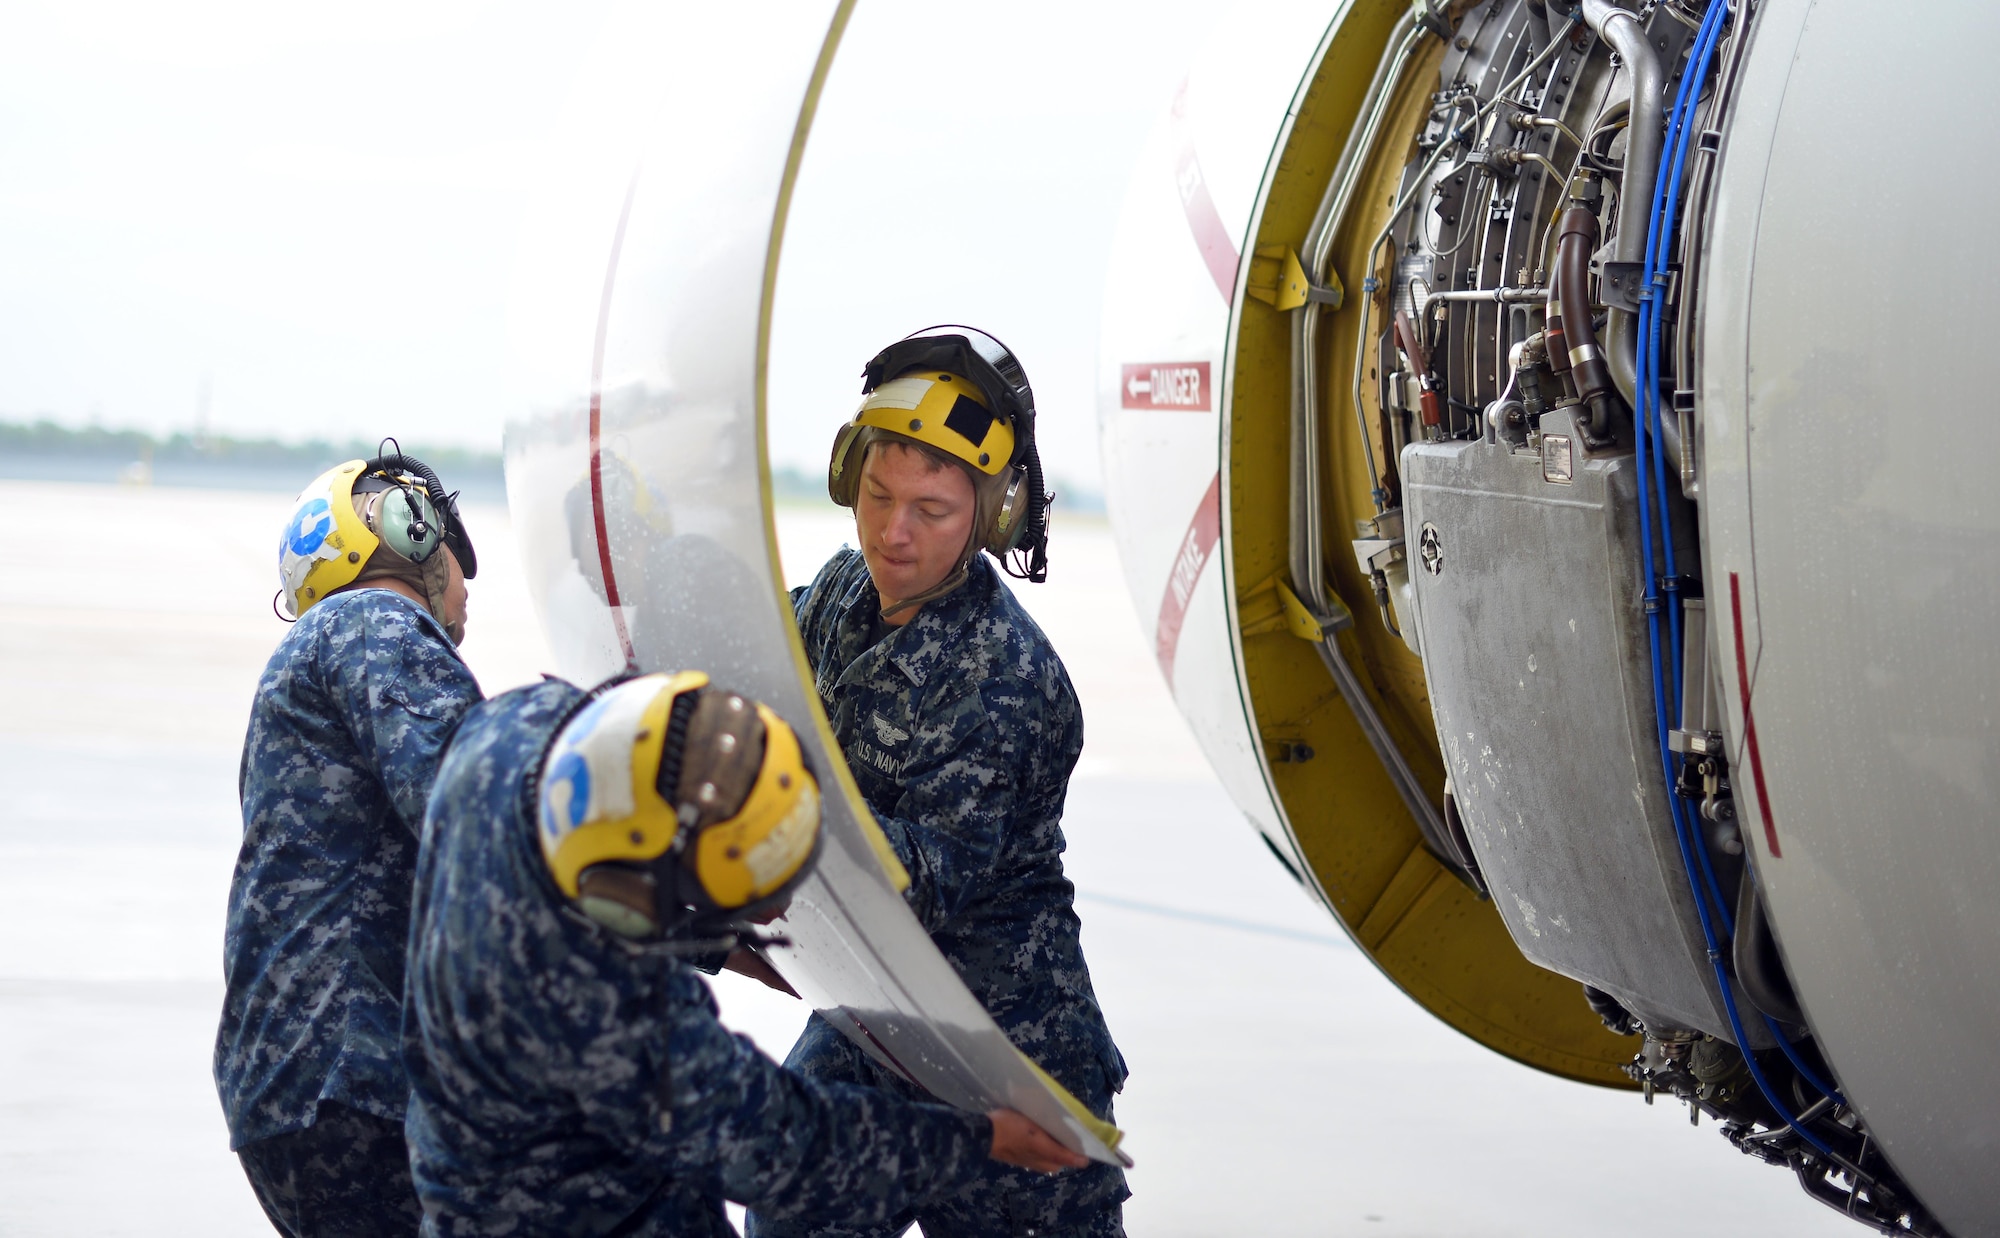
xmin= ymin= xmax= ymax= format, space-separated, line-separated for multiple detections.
xmin=879 ymin=562 xmax=970 ymax=621
xmin=418 ymin=551 xmax=462 ymax=645
xmin=877 ymin=524 xmax=981 ymax=621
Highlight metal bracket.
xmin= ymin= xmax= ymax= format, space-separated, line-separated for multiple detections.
xmin=1600 ymin=260 xmax=1646 ymax=312
xmin=1247 ymin=244 xmax=1343 ymax=312
xmin=1238 ymin=572 xmax=1353 ymax=643
xmin=1668 ymin=729 xmax=1725 ymax=756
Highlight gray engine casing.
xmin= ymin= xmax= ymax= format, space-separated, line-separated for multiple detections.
xmin=1403 ymin=408 xmax=1755 ymax=1043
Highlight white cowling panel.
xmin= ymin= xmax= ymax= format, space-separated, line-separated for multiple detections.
xmin=502 ymin=0 xmax=1122 ymax=1165
xmin=1702 ymin=1 xmax=2000 ymax=1230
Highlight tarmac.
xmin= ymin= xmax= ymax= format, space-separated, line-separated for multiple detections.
xmin=0 ymin=478 xmax=1854 ymax=1235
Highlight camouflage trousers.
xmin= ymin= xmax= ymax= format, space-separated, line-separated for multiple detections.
xmin=237 ymin=1101 xmax=423 ymax=1238
xmin=745 ymin=1018 xmax=1128 ymax=1238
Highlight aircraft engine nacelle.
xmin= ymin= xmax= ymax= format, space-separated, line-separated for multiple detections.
xmin=1100 ymin=0 xmax=1999 ymax=1231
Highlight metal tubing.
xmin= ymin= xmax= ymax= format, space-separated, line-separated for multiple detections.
xmin=1427 ymin=285 xmax=1551 ymax=302
xmin=1282 ymin=8 xmax=1578 ymax=857
xmin=1524 ymin=0 xmax=1553 ymax=55
xmin=1341 ymin=16 xmax=1578 ymax=508
xmin=1581 ymin=0 xmax=1664 ymax=410
xmin=1293 ymin=13 xmax=1426 ymax=549
xmin=1313 ymin=638 xmax=1448 ymax=853
xmin=1733 ymin=876 xmax=1806 ymax=1026
xmin=1284 ymin=11 xmax=1446 ymax=852
xmin=1532 ymin=115 xmax=1584 ymax=150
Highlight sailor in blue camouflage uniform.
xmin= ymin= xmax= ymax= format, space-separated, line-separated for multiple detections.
xmin=216 ymin=452 xmax=482 ymax=1237
xmin=401 ymin=671 xmax=1087 ymax=1235
xmin=749 ymin=330 xmax=1129 ymax=1238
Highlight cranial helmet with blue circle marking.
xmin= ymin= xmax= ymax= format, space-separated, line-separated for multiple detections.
xmin=536 ymin=671 xmax=822 ymax=940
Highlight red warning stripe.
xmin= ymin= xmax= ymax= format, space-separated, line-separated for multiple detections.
xmin=1172 ymin=80 xmax=1240 ymax=305
xmin=589 ymin=172 xmax=642 ymax=670
xmin=1148 ymin=82 xmax=1238 ymax=689
xmin=1155 ymin=472 xmax=1223 ymax=687
xmin=846 ymin=1013 xmax=923 ymax=1088
xmin=1728 ymin=571 xmax=1781 ymax=858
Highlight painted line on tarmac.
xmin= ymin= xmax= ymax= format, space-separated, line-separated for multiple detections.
xmin=1074 ymin=890 xmax=1349 ymax=948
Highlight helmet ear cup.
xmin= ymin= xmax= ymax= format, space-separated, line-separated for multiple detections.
xmin=986 ymin=469 xmax=1029 ymax=555
xmin=370 ymin=485 xmax=444 ymax=563
xmin=575 ymin=865 xmax=662 ymax=938
xmin=827 ymin=422 xmax=865 ymax=507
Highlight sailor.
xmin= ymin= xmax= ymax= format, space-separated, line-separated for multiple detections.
xmin=400 ymin=671 xmax=1085 ymax=1234
xmin=215 ymin=450 xmax=482 ymax=1235
xmin=748 ymin=328 xmax=1130 ymax=1237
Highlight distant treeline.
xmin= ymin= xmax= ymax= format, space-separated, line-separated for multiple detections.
xmin=0 ymin=419 xmax=1099 ymax=511
xmin=0 ymin=419 xmax=503 ymax=476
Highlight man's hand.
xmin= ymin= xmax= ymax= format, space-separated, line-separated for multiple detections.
xmin=985 ymin=1110 xmax=1090 ymax=1173
xmin=722 ymin=948 xmax=798 ymax=998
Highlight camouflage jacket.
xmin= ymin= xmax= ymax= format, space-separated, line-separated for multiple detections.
xmin=215 ymin=588 xmax=480 ymax=1149
xmin=402 ymin=679 xmax=994 ymax=1237
xmin=791 ymin=549 xmax=1127 ymax=1104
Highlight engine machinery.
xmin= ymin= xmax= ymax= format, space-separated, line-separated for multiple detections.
xmin=1099 ymin=0 xmax=2000 ymax=1231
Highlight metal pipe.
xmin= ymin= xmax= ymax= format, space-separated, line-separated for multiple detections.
xmin=1524 ymin=0 xmax=1553 ymax=55
xmin=1733 ymin=875 xmax=1806 ymax=1026
xmin=1294 ymin=14 xmax=1426 ymax=541
xmin=1312 ymin=638 xmax=1448 ymax=858
xmin=1427 ymin=285 xmax=1551 ymax=302
xmin=1334 ymin=14 xmax=1577 ymax=517
xmin=1283 ymin=11 xmax=1446 ymax=853
xmin=1283 ymin=10 xmax=1577 ymax=853
xmin=1515 ymin=150 xmax=1569 ymax=185
xmin=1532 ymin=115 xmax=1584 ymax=150
xmin=1581 ymin=0 xmax=1665 ymax=410
xmin=1306 ymin=15 xmax=1426 ymax=279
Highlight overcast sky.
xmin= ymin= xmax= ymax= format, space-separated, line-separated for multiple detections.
xmin=0 ymin=0 xmax=1285 ymax=494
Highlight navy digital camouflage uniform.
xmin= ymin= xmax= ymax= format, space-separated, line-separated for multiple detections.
xmin=402 ymin=678 xmax=997 ymax=1237
xmin=749 ymin=548 xmax=1129 ymax=1238
xmin=216 ymin=588 xmax=481 ymax=1234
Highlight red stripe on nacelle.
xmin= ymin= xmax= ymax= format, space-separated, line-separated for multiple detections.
xmin=1728 ymin=571 xmax=1782 ymax=858
xmin=1172 ymin=80 xmax=1240 ymax=306
xmin=589 ymin=172 xmax=642 ymax=671
xmin=1155 ymin=472 xmax=1222 ymax=687
xmin=1148 ymin=84 xmax=1237 ymax=689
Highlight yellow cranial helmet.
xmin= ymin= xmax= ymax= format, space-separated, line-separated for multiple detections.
xmin=277 ymin=452 xmax=475 ymax=621
xmin=830 ymin=370 xmax=1017 ymax=495
xmin=537 ymin=672 xmax=822 ymax=939
xmin=277 ymin=461 xmax=379 ymax=618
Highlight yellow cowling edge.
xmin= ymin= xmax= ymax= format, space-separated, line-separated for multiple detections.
xmin=751 ymin=0 xmax=910 ymax=895
xmin=853 ymin=371 xmax=1016 ymax=476
xmin=1225 ymin=0 xmax=1634 ymax=1087
xmin=691 ymin=702 xmax=820 ymax=907
xmin=750 ymin=3 xmax=1122 ymax=1153
xmin=542 ymin=670 xmax=709 ymax=898
xmin=1016 ymin=1052 xmax=1125 ymax=1154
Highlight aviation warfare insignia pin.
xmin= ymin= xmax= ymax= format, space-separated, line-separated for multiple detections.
xmin=871 ymin=712 xmax=909 ymax=746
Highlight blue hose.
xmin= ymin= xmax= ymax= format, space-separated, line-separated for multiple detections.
xmin=1650 ymin=0 xmax=1738 ymax=940
xmin=1631 ymin=0 xmax=1851 ymax=1158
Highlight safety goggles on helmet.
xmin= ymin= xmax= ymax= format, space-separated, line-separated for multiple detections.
xmin=276 ymin=449 xmax=477 ymax=621
xmin=827 ymin=325 xmax=1051 ymax=581
xmin=536 ymin=672 xmax=822 ymax=941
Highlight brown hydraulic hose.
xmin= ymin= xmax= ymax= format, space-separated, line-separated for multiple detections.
xmin=1544 ymin=297 xmax=1572 ymax=382
xmin=1556 ymin=205 xmax=1616 ymax=439
xmin=1393 ymin=309 xmax=1444 ymax=438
